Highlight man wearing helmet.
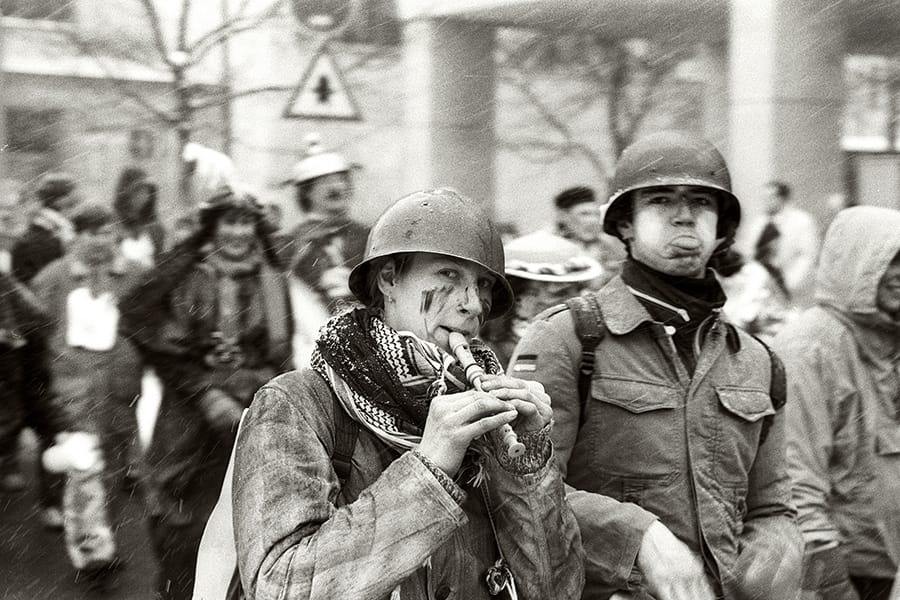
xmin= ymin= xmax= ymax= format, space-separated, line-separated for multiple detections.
xmin=510 ymin=131 xmax=802 ymax=600
xmin=119 ymin=166 xmax=293 ymax=599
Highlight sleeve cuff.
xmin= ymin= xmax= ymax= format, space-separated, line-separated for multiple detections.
xmin=491 ymin=422 xmax=552 ymax=475
xmin=411 ymin=449 xmax=466 ymax=506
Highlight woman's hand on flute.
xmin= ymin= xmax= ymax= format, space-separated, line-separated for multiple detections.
xmin=418 ymin=390 xmax=518 ymax=477
xmin=478 ymin=376 xmax=552 ymax=433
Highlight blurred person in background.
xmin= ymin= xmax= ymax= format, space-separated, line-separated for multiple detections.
xmin=738 ymin=180 xmax=820 ymax=305
xmin=510 ymin=131 xmax=802 ymax=600
xmin=554 ymin=186 xmax=627 ymax=285
xmin=113 ymin=166 xmax=166 ymax=267
xmin=773 ymin=206 xmax=900 ymax=600
xmin=481 ymin=230 xmax=604 ymax=366
xmin=30 ymin=203 xmax=145 ymax=581
xmin=119 ymin=151 xmax=293 ymax=599
xmin=281 ymin=133 xmax=369 ymax=366
xmin=715 ymin=247 xmax=797 ymax=343
xmin=0 ymin=271 xmax=48 ymax=493
xmin=10 ymin=172 xmax=83 ymax=528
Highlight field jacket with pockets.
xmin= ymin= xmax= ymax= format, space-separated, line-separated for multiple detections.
xmin=232 ymin=368 xmax=585 ymax=600
xmin=510 ymin=275 xmax=801 ymax=599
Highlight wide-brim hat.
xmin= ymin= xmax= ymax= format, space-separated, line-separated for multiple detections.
xmin=504 ymin=230 xmax=604 ymax=283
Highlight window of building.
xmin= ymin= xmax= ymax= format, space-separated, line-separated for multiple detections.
xmin=0 ymin=0 xmax=73 ymax=21
xmin=5 ymin=108 xmax=62 ymax=153
xmin=843 ymin=55 xmax=900 ymax=152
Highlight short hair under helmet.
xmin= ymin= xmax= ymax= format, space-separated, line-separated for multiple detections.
xmin=603 ymin=130 xmax=741 ymax=241
xmin=348 ymin=188 xmax=514 ymax=320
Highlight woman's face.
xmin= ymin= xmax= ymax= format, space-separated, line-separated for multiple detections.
xmin=214 ymin=212 xmax=258 ymax=261
xmin=380 ymin=253 xmax=496 ymax=352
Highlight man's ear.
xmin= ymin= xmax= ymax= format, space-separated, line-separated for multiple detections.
xmin=376 ymin=260 xmax=397 ymax=297
xmin=617 ymin=220 xmax=634 ymax=242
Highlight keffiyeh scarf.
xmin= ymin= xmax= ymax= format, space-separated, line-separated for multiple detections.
xmin=311 ymin=308 xmax=503 ymax=453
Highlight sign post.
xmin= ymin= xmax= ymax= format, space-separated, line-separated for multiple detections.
xmin=286 ymin=0 xmax=362 ymax=121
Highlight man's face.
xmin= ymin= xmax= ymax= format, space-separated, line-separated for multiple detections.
xmin=213 ymin=212 xmax=258 ymax=261
xmin=876 ymin=252 xmax=900 ymax=319
xmin=76 ymin=223 xmax=117 ymax=265
xmin=617 ymin=185 xmax=720 ymax=278
xmin=306 ymin=172 xmax=352 ymax=216
xmin=49 ymin=192 xmax=82 ymax=220
xmin=560 ymin=202 xmax=603 ymax=243
xmin=762 ymin=184 xmax=784 ymax=216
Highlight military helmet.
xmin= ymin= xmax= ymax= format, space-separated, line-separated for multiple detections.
xmin=348 ymin=188 xmax=514 ymax=319
xmin=603 ymin=130 xmax=741 ymax=241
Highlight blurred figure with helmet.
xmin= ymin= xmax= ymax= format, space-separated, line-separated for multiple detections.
xmin=117 ymin=144 xmax=293 ymax=600
xmin=480 ymin=230 xmax=603 ymax=367
xmin=509 ymin=131 xmax=802 ymax=600
xmin=281 ymin=134 xmax=369 ymax=366
xmin=220 ymin=187 xmax=583 ymax=599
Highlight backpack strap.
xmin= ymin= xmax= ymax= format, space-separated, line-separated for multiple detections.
xmin=564 ymin=293 xmax=607 ymax=422
xmin=331 ymin=393 xmax=360 ymax=488
xmin=753 ymin=337 xmax=787 ymax=445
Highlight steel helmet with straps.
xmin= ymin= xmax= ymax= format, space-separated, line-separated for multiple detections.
xmin=603 ymin=130 xmax=741 ymax=242
xmin=348 ymin=188 xmax=514 ymax=319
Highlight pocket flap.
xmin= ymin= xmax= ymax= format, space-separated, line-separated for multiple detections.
xmin=716 ymin=387 xmax=775 ymax=423
xmin=592 ymin=377 xmax=679 ymax=413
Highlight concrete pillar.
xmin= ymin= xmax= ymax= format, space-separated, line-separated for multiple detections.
xmin=729 ymin=0 xmax=846 ymax=224
xmin=402 ymin=19 xmax=496 ymax=213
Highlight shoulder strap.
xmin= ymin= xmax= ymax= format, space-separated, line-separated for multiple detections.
xmin=331 ymin=393 xmax=360 ymax=488
xmin=753 ymin=335 xmax=787 ymax=445
xmin=564 ymin=293 xmax=607 ymax=421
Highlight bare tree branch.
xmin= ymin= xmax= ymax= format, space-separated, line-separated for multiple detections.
xmin=189 ymin=84 xmax=293 ymax=111
xmin=178 ymin=0 xmax=191 ymax=51
xmin=186 ymin=0 xmax=284 ymax=66
xmin=61 ymin=29 xmax=177 ymax=125
xmin=137 ymin=0 xmax=171 ymax=64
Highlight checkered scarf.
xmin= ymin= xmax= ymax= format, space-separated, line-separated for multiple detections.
xmin=312 ymin=308 xmax=503 ymax=452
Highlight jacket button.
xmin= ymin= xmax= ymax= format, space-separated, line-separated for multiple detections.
xmin=435 ymin=585 xmax=452 ymax=600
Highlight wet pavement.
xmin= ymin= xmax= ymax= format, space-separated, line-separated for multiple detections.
xmin=0 ymin=431 xmax=157 ymax=600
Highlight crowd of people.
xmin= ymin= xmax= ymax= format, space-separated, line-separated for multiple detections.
xmin=0 ymin=129 xmax=897 ymax=600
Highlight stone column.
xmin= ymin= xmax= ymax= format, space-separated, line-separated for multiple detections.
xmin=729 ymin=0 xmax=846 ymax=224
xmin=402 ymin=19 xmax=496 ymax=213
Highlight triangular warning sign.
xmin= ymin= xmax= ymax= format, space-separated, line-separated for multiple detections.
xmin=283 ymin=45 xmax=361 ymax=121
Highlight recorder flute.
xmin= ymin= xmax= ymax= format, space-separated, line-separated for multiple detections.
xmin=448 ymin=332 xmax=526 ymax=458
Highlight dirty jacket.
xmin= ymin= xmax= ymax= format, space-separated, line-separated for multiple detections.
xmin=773 ymin=206 xmax=900 ymax=580
xmin=510 ymin=275 xmax=801 ymax=599
xmin=233 ymin=368 xmax=584 ymax=600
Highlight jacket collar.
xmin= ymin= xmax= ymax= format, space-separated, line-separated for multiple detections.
xmin=596 ymin=275 xmax=742 ymax=352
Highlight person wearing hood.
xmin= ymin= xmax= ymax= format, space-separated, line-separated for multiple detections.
xmin=773 ymin=206 xmax=900 ymax=600
xmin=112 ymin=166 xmax=165 ymax=267
xmin=509 ymin=131 xmax=802 ymax=600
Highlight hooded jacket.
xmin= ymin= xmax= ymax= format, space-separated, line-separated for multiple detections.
xmin=773 ymin=206 xmax=900 ymax=579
